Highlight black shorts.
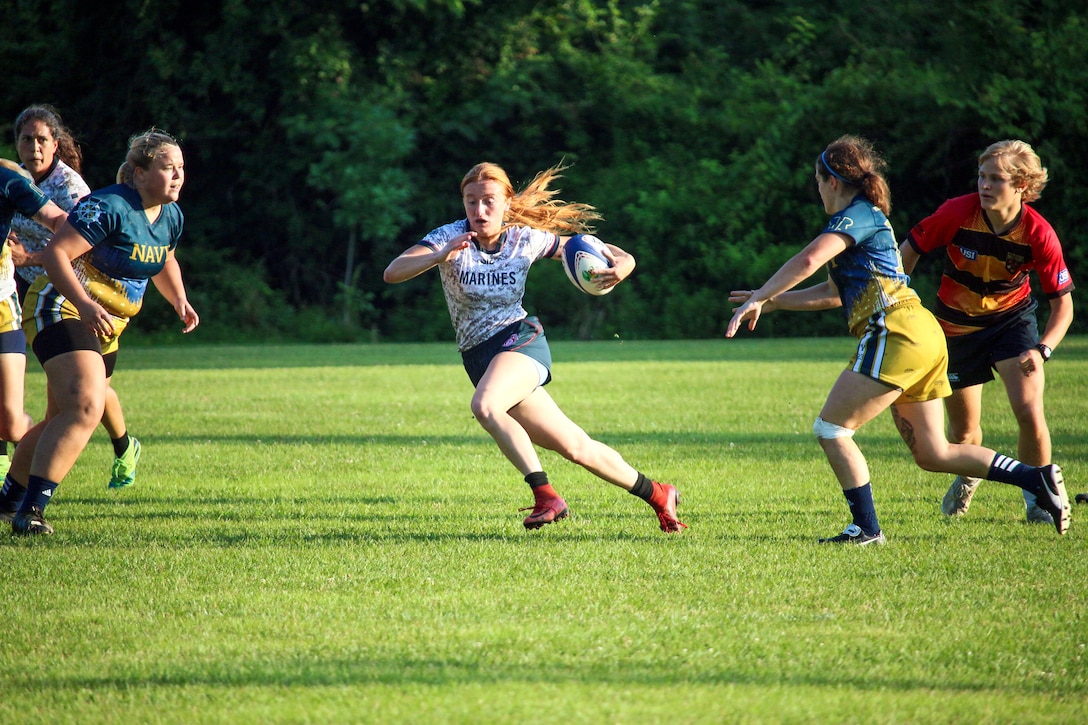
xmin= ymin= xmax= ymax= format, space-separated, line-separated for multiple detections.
xmin=946 ymin=304 xmax=1039 ymax=389
xmin=31 ymin=319 xmax=118 ymax=377
xmin=461 ymin=316 xmax=552 ymax=387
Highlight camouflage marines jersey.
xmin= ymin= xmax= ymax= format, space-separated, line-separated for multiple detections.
xmin=10 ymin=158 xmax=90 ymax=284
xmin=418 ymin=220 xmax=561 ymax=351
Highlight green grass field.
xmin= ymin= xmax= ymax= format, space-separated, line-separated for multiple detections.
xmin=1 ymin=337 xmax=1085 ymax=724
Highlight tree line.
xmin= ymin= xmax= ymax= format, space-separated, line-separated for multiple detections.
xmin=2 ymin=0 xmax=1084 ymax=343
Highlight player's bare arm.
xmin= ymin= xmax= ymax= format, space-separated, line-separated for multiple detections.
xmin=726 ymin=233 xmax=849 ymax=336
xmin=151 ymin=252 xmax=200 ymax=334
xmin=1020 ymin=293 xmax=1075 ymax=375
xmin=384 ymin=233 xmax=472 ymax=284
xmin=898 ymin=239 xmax=921 ymax=274
xmin=33 ymin=199 xmax=68 ymax=233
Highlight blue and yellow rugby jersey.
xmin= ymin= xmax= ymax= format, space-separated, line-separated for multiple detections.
xmin=1 ymin=166 xmax=49 ymax=240
xmin=1 ymin=166 xmax=50 ymax=301
xmin=824 ymin=195 xmax=920 ymax=337
xmin=39 ymin=183 xmax=183 ymax=322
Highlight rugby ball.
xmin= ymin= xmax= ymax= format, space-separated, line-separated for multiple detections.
xmin=561 ymin=234 xmax=613 ymax=296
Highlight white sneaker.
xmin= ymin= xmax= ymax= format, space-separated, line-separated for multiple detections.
xmin=1025 ymin=503 xmax=1055 ymax=525
xmin=942 ymin=476 xmax=981 ymax=517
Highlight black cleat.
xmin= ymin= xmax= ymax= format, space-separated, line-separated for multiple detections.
xmin=818 ymin=523 xmax=886 ymax=546
xmin=1030 ymin=465 xmax=1070 ymax=535
xmin=12 ymin=506 xmax=54 ymax=536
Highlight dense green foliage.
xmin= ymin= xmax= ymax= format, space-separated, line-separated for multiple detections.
xmin=2 ymin=1 xmax=1085 ymax=342
xmin=1 ymin=339 xmax=1086 ymax=722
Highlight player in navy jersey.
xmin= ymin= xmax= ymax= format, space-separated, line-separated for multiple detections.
xmin=7 ymin=104 xmax=143 ymax=490
xmin=385 ymin=162 xmax=686 ymax=533
xmin=0 ymin=161 xmax=68 ymax=497
xmin=0 ymin=130 xmax=199 ymax=535
xmin=726 ymin=135 xmax=1069 ymax=543
xmin=900 ymin=140 xmax=1074 ymax=524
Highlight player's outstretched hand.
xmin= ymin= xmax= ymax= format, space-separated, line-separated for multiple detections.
xmin=728 ymin=289 xmax=754 ymax=305
xmin=727 ymin=290 xmax=778 ymax=338
xmin=726 ymin=296 xmax=765 ymax=338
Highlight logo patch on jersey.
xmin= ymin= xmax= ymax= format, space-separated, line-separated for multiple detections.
xmin=1058 ymin=268 xmax=1070 ymax=286
xmin=502 ymin=333 xmax=519 ymax=349
xmin=74 ymin=199 xmax=105 ymax=225
xmin=458 ymin=270 xmax=518 ymax=286
xmin=957 ymin=246 xmax=977 ymax=261
xmin=827 ymin=215 xmax=854 ymax=232
xmin=1005 ymin=253 xmax=1025 ymax=275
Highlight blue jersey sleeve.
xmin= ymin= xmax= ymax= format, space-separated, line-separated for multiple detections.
xmin=1 ymin=168 xmax=50 ymax=239
xmin=69 ymin=194 xmax=119 ymax=246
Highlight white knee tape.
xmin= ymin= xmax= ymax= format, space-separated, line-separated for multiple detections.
xmin=813 ymin=416 xmax=856 ymax=439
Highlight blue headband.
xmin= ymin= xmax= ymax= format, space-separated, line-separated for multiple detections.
xmin=820 ymin=151 xmax=852 ymax=184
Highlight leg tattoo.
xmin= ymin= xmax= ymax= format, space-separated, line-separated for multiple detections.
xmin=891 ymin=405 xmax=918 ymax=454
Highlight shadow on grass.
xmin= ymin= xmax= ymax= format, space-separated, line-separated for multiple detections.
xmin=93 ymin=430 xmax=872 ymax=453
xmin=20 ymin=492 xmax=1042 ymax=548
xmin=8 ymin=655 xmax=1073 ymax=697
xmin=108 ymin=338 xmax=859 ymax=371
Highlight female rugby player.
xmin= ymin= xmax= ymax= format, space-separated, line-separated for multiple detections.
xmin=0 ymin=160 xmax=66 ymax=504
xmin=2 ymin=130 xmax=199 ymax=535
xmin=9 ymin=104 xmax=142 ymax=490
xmin=727 ymin=136 xmax=1070 ymax=543
xmin=385 ymin=162 xmax=686 ymax=533
xmin=900 ymin=140 xmax=1074 ymax=525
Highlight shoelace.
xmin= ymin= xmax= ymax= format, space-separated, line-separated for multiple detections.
xmin=657 ymin=511 xmax=688 ymax=531
xmin=952 ymin=481 xmax=976 ymax=498
xmin=519 ymin=501 xmax=557 ymax=516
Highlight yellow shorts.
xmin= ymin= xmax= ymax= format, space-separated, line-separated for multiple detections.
xmin=0 ymin=292 xmax=20 ymax=334
xmin=23 ymin=278 xmax=128 ymax=355
xmin=849 ymin=303 xmax=951 ymax=404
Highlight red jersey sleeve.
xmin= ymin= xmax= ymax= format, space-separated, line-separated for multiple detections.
xmin=905 ymin=194 xmax=977 ymax=255
xmin=1021 ymin=205 xmax=1074 ymax=297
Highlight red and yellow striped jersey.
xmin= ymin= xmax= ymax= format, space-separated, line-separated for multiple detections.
xmin=905 ymin=194 xmax=1073 ymax=336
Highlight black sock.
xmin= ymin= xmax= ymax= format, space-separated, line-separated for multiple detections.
xmin=844 ymin=483 xmax=880 ymax=535
xmin=628 ymin=473 xmax=654 ymax=502
xmin=112 ymin=433 xmax=130 ymax=458
xmin=524 ymin=471 xmax=549 ymax=489
xmin=986 ymin=454 xmax=1038 ymax=491
xmin=0 ymin=475 xmax=26 ymax=510
xmin=16 ymin=475 xmax=58 ymax=516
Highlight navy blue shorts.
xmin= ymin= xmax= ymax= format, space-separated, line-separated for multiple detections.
xmin=0 ymin=328 xmax=25 ymax=355
xmin=461 ymin=316 xmax=552 ymax=387
xmin=946 ymin=304 xmax=1039 ymax=389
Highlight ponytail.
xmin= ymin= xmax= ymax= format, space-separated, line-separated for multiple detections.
xmin=816 ymin=135 xmax=891 ymax=216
